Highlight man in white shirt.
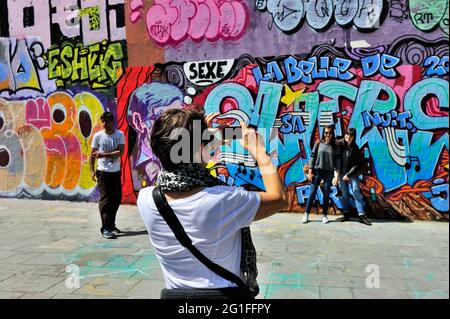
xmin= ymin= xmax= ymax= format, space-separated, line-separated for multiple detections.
xmin=90 ymin=112 xmax=125 ymax=239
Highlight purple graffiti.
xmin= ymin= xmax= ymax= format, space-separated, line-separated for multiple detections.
xmin=126 ymin=82 xmax=184 ymax=188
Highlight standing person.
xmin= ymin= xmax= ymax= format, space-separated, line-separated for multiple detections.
xmin=303 ymin=125 xmax=341 ymax=224
xmin=90 ymin=112 xmax=126 ymax=239
xmin=137 ymin=109 xmax=287 ymax=299
xmin=337 ymin=128 xmax=372 ymax=225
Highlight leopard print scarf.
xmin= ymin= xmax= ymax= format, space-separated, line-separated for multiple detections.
xmin=157 ymin=163 xmax=259 ymax=297
xmin=157 ymin=164 xmax=226 ymax=191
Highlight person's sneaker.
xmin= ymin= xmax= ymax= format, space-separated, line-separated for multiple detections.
xmin=322 ymin=216 xmax=330 ymax=224
xmin=340 ymin=215 xmax=350 ymax=222
xmin=102 ymin=230 xmax=116 ymax=239
xmin=112 ymin=228 xmax=121 ymax=235
xmin=359 ymin=215 xmax=372 ymax=226
xmin=301 ymin=214 xmax=310 ymax=224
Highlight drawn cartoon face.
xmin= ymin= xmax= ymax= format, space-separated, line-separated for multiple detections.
xmin=126 ymin=82 xmax=185 ymax=188
xmin=144 ymin=99 xmax=183 ymax=129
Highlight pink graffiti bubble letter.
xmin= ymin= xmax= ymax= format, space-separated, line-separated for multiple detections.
xmin=146 ymin=0 xmax=178 ymax=45
xmin=129 ymin=0 xmax=145 ymax=23
xmin=145 ymin=0 xmax=249 ymax=46
xmin=25 ymin=98 xmax=51 ymax=129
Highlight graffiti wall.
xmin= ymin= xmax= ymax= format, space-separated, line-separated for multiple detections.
xmin=0 ymin=0 xmax=126 ymax=201
xmin=0 ymin=1 xmax=448 ymax=220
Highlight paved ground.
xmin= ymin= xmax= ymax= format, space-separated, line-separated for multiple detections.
xmin=0 ymin=198 xmax=448 ymax=299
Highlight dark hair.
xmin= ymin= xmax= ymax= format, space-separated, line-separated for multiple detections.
xmin=100 ymin=112 xmax=114 ymax=122
xmin=150 ymin=109 xmax=208 ymax=170
xmin=321 ymin=125 xmax=336 ymax=145
xmin=346 ymin=127 xmax=356 ymax=136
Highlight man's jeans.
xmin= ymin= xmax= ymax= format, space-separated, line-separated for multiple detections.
xmin=339 ymin=175 xmax=365 ymax=216
xmin=305 ymin=169 xmax=334 ymax=216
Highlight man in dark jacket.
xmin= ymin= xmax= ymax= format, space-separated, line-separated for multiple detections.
xmin=337 ymin=128 xmax=371 ymax=225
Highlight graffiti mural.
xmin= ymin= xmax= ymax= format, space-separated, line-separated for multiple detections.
xmin=0 ymin=89 xmax=108 ymax=200
xmin=409 ymin=0 xmax=449 ymax=34
xmin=1 ymin=2 xmax=128 ymax=94
xmin=128 ymin=0 xmax=250 ymax=46
xmin=390 ymin=0 xmax=409 ymax=23
xmin=46 ymin=40 xmax=125 ymax=89
xmin=0 ymin=21 xmax=120 ymax=198
xmin=115 ymin=35 xmax=448 ymax=220
xmin=257 ymin=0 xmax=387 ymax=32
xmin=0 ymin=0 xmax=448 ymax=221
xmin=257 ymin=0 xmax=449 ymax=36
xmin=0 ymin=38 xmax=46 ymax=94
xmin=2 ymin=0 xmax=126 ymax=49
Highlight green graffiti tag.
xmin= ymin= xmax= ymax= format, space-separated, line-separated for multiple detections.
xmin=409 ymin=0 xmax=449 ymax=34
xmin=47 ymin=40 xmax=125 ymax=89
xmin=79 ymin=6 xmax=101 ymax=31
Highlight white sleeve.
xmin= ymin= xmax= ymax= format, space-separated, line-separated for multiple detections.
xmin=119 ymin=131 xmax=125 ymax=145
xmin=136 ymin=187 xmax=152 ymax=230
xmin=218 ymin=187 xmax=261 ymax=231
xmin=91 ymin=133 xmax=99 ymax=149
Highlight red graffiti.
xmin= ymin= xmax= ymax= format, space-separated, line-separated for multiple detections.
xmin=116 ymin=66 xmax=155 ymax=204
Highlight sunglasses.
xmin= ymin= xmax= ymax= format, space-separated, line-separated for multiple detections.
xmin=324 ymin=132 xmax=333 ymax=135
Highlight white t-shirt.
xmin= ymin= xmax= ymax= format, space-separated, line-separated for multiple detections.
xmin=137 ymin=185 xmax=261 ymax=289
xmin=91 ymin=130 xmax=125 ymax=172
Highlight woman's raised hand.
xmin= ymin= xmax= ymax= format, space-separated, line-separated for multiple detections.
xmin=238 ymin=120 xmax=267 ymax=158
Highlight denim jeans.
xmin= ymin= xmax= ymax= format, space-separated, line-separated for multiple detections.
xmin=339 ymin=175 xmax=365 ymax=216
xmin=305 ymin=169 xmax=334 ymax=216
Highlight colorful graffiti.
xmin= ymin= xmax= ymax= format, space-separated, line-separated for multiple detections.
xmin=0 ymin=0 xmax=448 ymax=221
xmin=113 ymin=35 xmax=448 ymax=220
xmin=390 ymin=0 xmax=409 ymax=23
xmin=126 ymin=81 xmax=184 ymax=189
xmin=257 ymin=0 xmax=388 ymax=32
xmin=47 ymin=40 xmax=125 ymax=89
xmin=129 ymin=0 xmax=250 ymax=46
xmin=0 ymin=38 xmax=46 ymax=94
xmin=257 ymin=0 xmax=449 ymax=35
xmin=409 ymin=0 xmax=449 ymax=34
xmin=0 ymin=90 xmax=107 ymax=199
xmin=3 ymin=0 xmax=126 ymax=49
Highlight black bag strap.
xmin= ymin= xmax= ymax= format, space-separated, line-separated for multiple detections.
xmin=152 ymin=186 xmax=249 ymax=290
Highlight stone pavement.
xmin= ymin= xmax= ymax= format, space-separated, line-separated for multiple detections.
xmin=0 ymin=198 xmax=448 ymax=299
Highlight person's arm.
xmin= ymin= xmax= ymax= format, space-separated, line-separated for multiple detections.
xmin=97 ymin=144 xmax=124 ymax=159
xmin=336 ymin=142 xmax=342 ymax=173
xmin=307 ymin=142 xmax=319 ymax=181
xmin=97 ymin=132 xmax=126 ymax=159
xmin=238 ymin=120 xmax=287 ymax=222
xmin=333 ymin=143 xmax=342 ymax=184
xmin=308 ymin=142 xmax=318 ymax=170
xmin=90 ymin=147 xmax=98 ymax=181
xmin=346 ymin=164 xmax=358 ymax=177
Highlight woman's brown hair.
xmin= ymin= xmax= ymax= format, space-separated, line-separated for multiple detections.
xmin=150 ymin=108 xmax=208 ymax=169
